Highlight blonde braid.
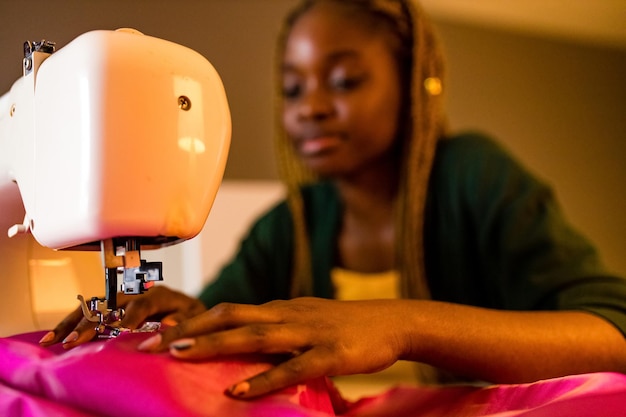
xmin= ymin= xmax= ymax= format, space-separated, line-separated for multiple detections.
xmin=274 ymin=13 xmax=316 ymax=297
xmin=397 ymin=0 xmax=446 ymax=299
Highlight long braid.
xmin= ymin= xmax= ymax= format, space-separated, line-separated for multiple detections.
xmin=275 ymin=7 xmax=316 ymax=297
xmin=274 ymin=0 xmax=446 ymax=299
xmin=397 ymin=0 xmax=446 ymax=299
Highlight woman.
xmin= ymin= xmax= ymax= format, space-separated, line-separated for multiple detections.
xmin=43 ymin=0 xmax=626 ymax=400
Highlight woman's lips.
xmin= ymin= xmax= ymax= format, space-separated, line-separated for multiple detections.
xmin=299 ymin=136 xmax=342 ymax=156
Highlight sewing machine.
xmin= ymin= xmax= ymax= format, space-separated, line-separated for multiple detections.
xmin=0 ymin=28 xmax=231 ymax=336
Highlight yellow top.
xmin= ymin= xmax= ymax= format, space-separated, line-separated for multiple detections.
xmin=332 ymin=268 xmax=401 ymax=301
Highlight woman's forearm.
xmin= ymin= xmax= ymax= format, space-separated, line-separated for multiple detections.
xmin=401 ymin=300 xmax=626 ymax=383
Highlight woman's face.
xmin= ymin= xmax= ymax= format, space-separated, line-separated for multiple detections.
xmin=281 ymin=2 xmax=402 ymax=178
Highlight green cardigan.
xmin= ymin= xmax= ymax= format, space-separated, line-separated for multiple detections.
xmin=199 ymin=132 xmax=626 ymax=336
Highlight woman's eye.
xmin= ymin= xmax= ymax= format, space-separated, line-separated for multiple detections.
xmin=330 ymin=76 xmax=364 ymax=91
xmin=282 ymin=83 xmax=301 ymax=99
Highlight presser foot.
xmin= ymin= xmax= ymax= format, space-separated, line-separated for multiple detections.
xmin=76 ymin=294 xmax=160 ymax=339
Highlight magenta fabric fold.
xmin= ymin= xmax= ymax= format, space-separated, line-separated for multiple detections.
xmin=2 ymin=331 xmax=625 ymax=417
xmin=341 ymin=372 xmax=626 ymax=417
xmin=0 ymin=331 xmax=335 ymax=417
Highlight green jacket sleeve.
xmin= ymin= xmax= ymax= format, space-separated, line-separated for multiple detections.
xmin=426 ymin=133 xmax=626 ymax=336
xmin=197 ymin=201 xmax=295 ymax=308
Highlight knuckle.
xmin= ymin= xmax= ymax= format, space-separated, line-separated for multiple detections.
xmin=282 ymin=358 xmax=306 ymax=376
xmin=209 ymin=302 xmax=238 ymax=320
xmin=246 ymin=324 xmax=269 ymax=342
xmin=169 ymin=321 xmax=190 ymax=340
xmin=256 ymin=371 xmax=276 ymax=389
xmin=286 ymin=301 xmax=317 ymax=315
xmin=189 ymin=299 xmax=206 ymax=315
xmin=264 ymin=299 xmax=286 ymax=308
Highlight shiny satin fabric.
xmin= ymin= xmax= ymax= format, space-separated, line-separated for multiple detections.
xmin=0 ymin=331 xmax=335 ymax=417
xmin=340 ymin=372 xmax=626 ymax=416
xmin=2 ymin=331 xmax=625 ymax=417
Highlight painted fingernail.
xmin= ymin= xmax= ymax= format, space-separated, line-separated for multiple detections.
xmin=228 ymin=381 xmax=250 ymax=397
xmin=62 ymin=331 xmax=78 ymax=344
xmin=38 ymin=331 xmax=55 ymax=344
xmin=160 ymin=317 xmax=178 ymax=327
xmin=169 ymin=338 xmax=195 ymax=351
xmin=137 ymin=334 xmax=162 ymax=351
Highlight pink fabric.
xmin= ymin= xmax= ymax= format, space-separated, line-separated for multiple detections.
xmin=341 ymin=372 xmax=626 ymax=416
xmin=2 ymin=332 xmax=625 ymax=417
xmin=0 ymin=331 xmax=334 ymax=417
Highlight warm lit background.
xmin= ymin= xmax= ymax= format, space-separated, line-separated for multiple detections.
xmin=1 ymin=1 xmax=624 ymax=336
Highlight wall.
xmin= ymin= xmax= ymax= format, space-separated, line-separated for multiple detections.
xmin=0 ymin=0 xmax=297 ymax=179
xmin=438 ymin=19 xmax=626 ymax=276
xmin=1 ymin=1 xmax=624 ymax=287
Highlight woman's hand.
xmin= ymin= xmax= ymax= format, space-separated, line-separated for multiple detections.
xmin=136 ymin=297 xmax=409 ymax=398
xmin=39 ymin=286 xmax=206 ymax=349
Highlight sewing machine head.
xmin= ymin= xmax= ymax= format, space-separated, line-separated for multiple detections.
xmin=0 ymin=28 xmax=231 ymax=335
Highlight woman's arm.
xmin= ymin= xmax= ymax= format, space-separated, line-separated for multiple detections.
xmin=399 ymin=300 xmax=626 ymax=384
xmin=137 ymin=297 xmax=626 ymax=398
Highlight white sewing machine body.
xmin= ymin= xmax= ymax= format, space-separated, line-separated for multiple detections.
xmin=1 ymin=28 xmax=230 ymax=250
xmin=0 ymin=29 xmax=231 ymax=334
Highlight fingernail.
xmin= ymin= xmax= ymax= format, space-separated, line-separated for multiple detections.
xmin=62 ymin=331 xmax=78 ymax=344
xmin=161 ymin=317 xmax=178 ymax=327
xmin=228 ymin=381 xmax=250 ymax=397
xmin=39 ymin=331 xmax=55 ymax=344
xmin=137 ymin=334 xmax=162 ymax=351
xmin=169 ymin=338 xmax=195 ymax=351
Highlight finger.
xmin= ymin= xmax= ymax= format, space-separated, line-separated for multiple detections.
xmin=160 ymin=313 xmax=182 ymax=327
xmin=120 ymin=286 xmax=202 ymax=329
xmin=172 ymin=303 xmax=283 ymax=339
xmin=137 ymin=303 xmax=282 ymax=353
xmin=172 ymin=297 xmax=207 ymax=322
xmin=160 ymin=305 xmax=208 ymax=327
xmin=161 ymin=312 xmax=188 ymax=327
xmin=39 ymin=306 xmax=90 ymax=347
xmin=60 ymin=317 xmax=99 ymax=349
xmin=226 ymin=349 xmax=332 ymax=399
xmin=167 ymin=323 xmax=308 ymax=359
xmin=118 ymin=288 xmax=170 ymax=329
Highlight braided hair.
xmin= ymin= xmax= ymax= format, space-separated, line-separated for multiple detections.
xmin=274 ymin=0 xmax=447 ymax=299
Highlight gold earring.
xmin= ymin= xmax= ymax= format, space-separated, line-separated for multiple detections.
xmin=424 ymin=77 xmax=442 ymax=96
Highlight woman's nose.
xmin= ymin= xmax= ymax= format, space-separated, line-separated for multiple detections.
xmin=297 ymin=88 xmax=334 ymax=120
